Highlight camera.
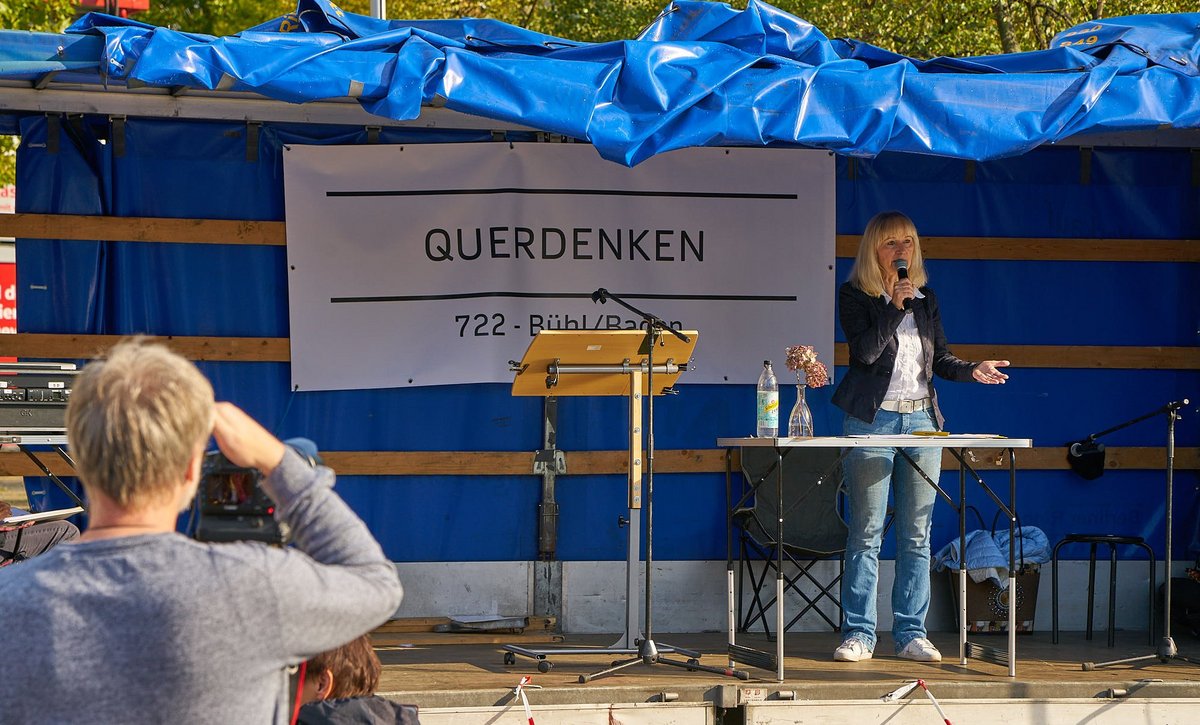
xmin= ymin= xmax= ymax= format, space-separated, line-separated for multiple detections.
xmin=193 ymin=451 xmax=287 ymax=545
xmin=191 ymin=438 xmax=321 ymax=544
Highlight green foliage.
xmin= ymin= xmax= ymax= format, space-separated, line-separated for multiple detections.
xmin=776 ymin=0 xmax=1184 ymax=57
xmin=0 ymin=0 xmax=77 ymax=187
xmin=381 ymin=0 xmax=1190 ymax=54
xmin=118 ymin=0 xmax=1200 ymax=55
xmin=384 ymin=0 xmax=670 ymax=41
xmin=0 ymin=0 xmax=77 ymax=34
xmin=139 ymin=0 xmax=297 ymax=36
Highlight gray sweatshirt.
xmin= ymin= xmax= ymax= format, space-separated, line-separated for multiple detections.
xmin=0 ymin=448 xmax=404 ymax=724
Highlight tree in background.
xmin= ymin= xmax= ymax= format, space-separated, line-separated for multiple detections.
xmin=780 ymin=0 xmax=1182 ymax=57
xmin=342 ymin=0 xmax=1189 ymax=55
xmin=135 ymin=1 xmax=1193 ymax=56
xmin=139 ymin=0 xmax=297 ymax=36
xmin=0 ymin=0 xmax=77 ymax=187
xmin=0 ymin=1 xmax=76 ymax=33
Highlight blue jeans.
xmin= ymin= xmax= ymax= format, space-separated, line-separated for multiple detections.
xmin=841 ymin=409 xmax=941 ymax=652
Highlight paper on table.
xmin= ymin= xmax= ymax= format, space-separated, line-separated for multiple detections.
xmin=847 ymin=433 xmax=1006 ymax=439
xmin=943 ymin=433 xmax=1007 ymax=438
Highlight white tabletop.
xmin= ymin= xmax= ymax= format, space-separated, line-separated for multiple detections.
xmin=717 ymin=434 xmax=1032 ymax=449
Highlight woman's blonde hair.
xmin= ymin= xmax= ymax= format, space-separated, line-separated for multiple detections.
xmin=847 ymin=211 xmax=928 ymax=297
xmin=66 ymin=338 xmax=215 ymax=509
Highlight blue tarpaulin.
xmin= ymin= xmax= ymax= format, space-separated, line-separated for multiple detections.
xmin=1 ymin=2 xmax=1197 ymax=566
xmin=2 ymin=0 xmax=1200 ymax=165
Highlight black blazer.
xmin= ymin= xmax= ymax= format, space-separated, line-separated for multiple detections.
xmin=831 ymin=282 xmax=977 ymax=428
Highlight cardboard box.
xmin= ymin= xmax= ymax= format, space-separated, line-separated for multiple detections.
xmin=950 ymin=564 xmax=1040 ymax=634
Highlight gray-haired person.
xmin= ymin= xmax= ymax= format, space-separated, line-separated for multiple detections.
xmin=0 ymin=339 xmax=403 ymax=724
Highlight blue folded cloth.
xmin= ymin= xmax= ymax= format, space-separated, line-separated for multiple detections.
xmin=994 ymin=526 xmax=1051 ymax=566
xmin=932 ymin=529 xmax=1007 ymax=575
xmin=933 ymin=526 xmax=1051 ymax=588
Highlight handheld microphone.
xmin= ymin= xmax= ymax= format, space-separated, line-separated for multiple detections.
xmin=591 ymin=288 xmax=608 ymax=304
xmin=893 ymin=259 xmax=912 ymax=310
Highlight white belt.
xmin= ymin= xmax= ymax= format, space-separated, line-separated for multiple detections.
xmin=879 ymin=398 xmax=931 ymax=413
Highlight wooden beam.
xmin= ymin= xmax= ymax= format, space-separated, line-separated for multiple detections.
xmin=833 ymin=343 xmax=1199 ymax=370
xmin=566 ymin=449 xmax=729 ymax=475
xmin=320 ymin=449 xmax=729 ymax=476
xmin=4 ymin=334 xmax=1195 ymax=370
xmin=944 ymin=446 xmax=1200 ymax=471
xmin=1 ymin=447 xmax=1192 ymax=477
xmin=1 ymin=214 xmax=1193 ymax=263
xmin=0 ymin=333 xmax=290 ymax=362
xmin=0 ymin=213 xmax=285 ymax=245
xmin=321 ymin=451 xmax=533 ymax=476
xmin=836 ymin=235 xmax=1200 ymax=262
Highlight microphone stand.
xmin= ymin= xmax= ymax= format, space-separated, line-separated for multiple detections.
xmin=581 ymin=289 xmax=747 ymax=683
xmin=1083 ymin=399 xmax=1198 ymax=670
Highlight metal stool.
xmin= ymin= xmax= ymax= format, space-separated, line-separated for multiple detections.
xmin=1052 ymin=534 xmax=1156 ymax=647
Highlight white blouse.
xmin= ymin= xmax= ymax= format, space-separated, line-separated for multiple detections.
xmin=881 ymin=290 xmax=928 ymax=401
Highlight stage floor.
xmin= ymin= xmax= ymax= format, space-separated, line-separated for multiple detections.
xmin=374 ymin=629 xmax=1200 ymax=708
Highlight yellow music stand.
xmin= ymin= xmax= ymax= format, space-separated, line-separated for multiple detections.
xmin=511 ymin=329 xmax=695 ymax=398
xmin=506 ymin=329 xmax=718 ymax=676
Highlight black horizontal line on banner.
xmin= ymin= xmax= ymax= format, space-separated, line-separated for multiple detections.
xmin=331 ymin=292 xmax=799 ymax=303
xmin=325 ymin=188 xmax=798 ymax=200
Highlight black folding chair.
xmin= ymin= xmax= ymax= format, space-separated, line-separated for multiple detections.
xmin=734 ymin=447 xmax=848 ymax=635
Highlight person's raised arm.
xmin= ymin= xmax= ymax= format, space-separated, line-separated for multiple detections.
xmin=213 ymin=402 xmax=403 ymax=657
xmin=211 ymin=402 xmax=287 ymax=476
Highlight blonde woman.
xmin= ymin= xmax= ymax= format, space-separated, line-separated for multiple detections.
xmin=831 ymin=211 xmax=1010 ymax=663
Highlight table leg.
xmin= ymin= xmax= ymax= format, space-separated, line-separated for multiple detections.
xmin=775 ymin=446 xmax=785 ymax=682
xmin=1008 ymin=447 xmax=1017 ymax=677
xmin=960 ymin=460 xmax=967 ymax=664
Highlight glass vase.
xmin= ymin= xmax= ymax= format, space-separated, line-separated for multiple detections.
xmin=788 ymin=383 xmax=814 ymax=437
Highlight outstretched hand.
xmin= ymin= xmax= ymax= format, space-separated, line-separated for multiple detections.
xmin=212 ymin=402 xmax=287 ymax=476
xmin=973 ymin=360 xmax=1010 ymax=385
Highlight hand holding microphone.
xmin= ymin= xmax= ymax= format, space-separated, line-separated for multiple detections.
xmin=892 ymin=258 xmax=914 ymax=311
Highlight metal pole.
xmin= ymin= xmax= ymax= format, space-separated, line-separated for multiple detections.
xmin=959 ymin=459 xmax=967 ymax=664
xmin=775 ymin=446 xmax=784 ymax=681
xmin=369 ymin=0 xmax=386 ymax=19
xmin=1008 ymin=448 xmax=1017 ymax=677
xmin=1163 ymin=410 xmax=1176 ymax=641
xmin=644 ymin=331 xmax=655 ymax=642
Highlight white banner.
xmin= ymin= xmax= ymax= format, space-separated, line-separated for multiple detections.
xmin=284 ymin=144 xmax=834 ymax=391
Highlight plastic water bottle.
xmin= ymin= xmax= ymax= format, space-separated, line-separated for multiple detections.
xmin=756 ymin=360 xmax=779 ymax=437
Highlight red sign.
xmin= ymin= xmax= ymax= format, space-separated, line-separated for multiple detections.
xmin=76 ymin=1 xmax=151 ymax=16
xmin=0 ymin=262 xmax=13 ymax=363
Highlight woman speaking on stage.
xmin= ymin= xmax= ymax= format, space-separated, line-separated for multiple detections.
xmin=831 ymin=211 xmax=1010 ymax=663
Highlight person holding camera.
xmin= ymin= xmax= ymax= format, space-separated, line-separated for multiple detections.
xmin=0 ymin=339 xmax=404 ymax=724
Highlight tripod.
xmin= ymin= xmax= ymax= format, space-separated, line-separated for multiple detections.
xmin=580 ymin=289 xmax=748 ymax=683
xmin=1083 ymin=399 xmax=1198 ymax=670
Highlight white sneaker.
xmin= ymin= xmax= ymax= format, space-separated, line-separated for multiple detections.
xmin=833 ymin=638 xmax=873 ymax=662
xmin=897 ymin=637 xmax=942 ymax=662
